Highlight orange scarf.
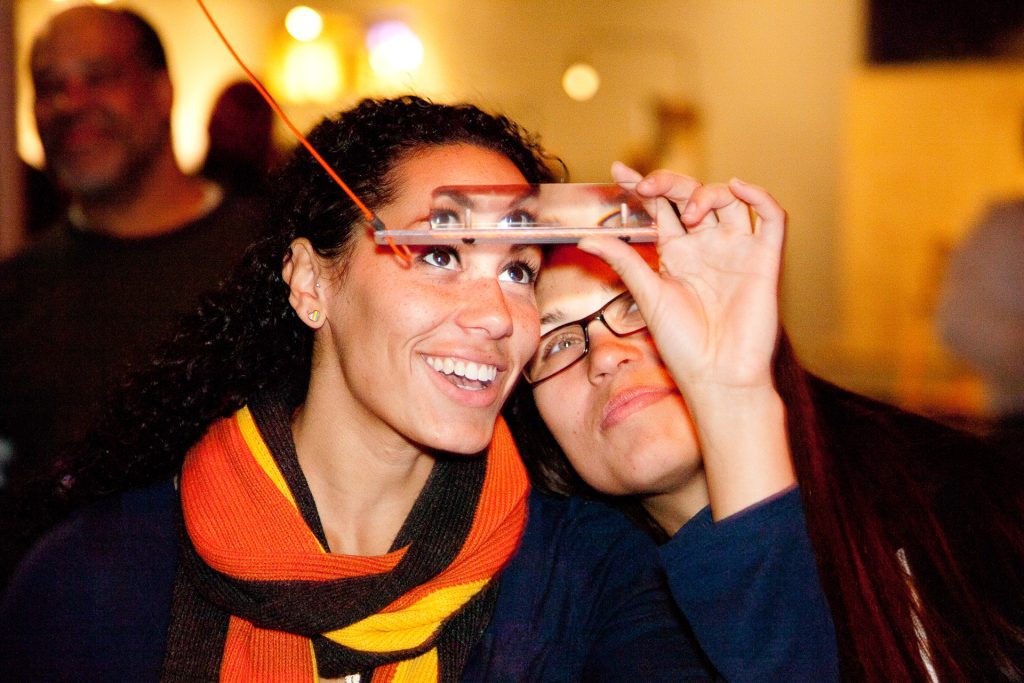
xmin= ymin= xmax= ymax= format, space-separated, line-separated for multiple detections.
xmin=162 ymin=395 xmax=528 ymax=682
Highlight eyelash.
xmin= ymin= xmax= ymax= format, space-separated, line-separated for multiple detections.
xmin=504 ymin=259 xmax=538 ymax=285
xmin=416 ymin=246 xmax=539 ymax=285
xmin=417 ymin=245 xmax=459 ymax=269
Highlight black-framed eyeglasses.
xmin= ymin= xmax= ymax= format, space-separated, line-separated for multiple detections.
xmin=524 ymin=290 xmax=648 ymax=385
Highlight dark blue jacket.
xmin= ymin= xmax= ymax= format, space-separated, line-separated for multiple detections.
xmin=0 ymin=482 xmax=837 ymax=681
xmin=662 ymin=488 xmax=839 ymax=682
xmin=0 ymin=481 xmax=708 ymax=681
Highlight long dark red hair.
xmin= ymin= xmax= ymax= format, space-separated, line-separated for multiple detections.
xmin=505 ymin=332 xmax=1024 ymax=680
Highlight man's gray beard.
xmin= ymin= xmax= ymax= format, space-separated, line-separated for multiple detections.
xmin=59 ymin=133 xmax=165 ymax=206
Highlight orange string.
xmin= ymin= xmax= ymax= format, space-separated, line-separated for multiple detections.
xmin=195 ymin=0 xmax=412 ymax=262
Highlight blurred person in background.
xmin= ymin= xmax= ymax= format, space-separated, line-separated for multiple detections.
xmin=199 ymin=80 xmax=284 ymax=196
xmin=936 ymin=195 xmax=1024 ymax=457
xmin=20 ymin=157 xmax=68 ymax=240
xmin=0 ymin=6 xmax=261 ymax=526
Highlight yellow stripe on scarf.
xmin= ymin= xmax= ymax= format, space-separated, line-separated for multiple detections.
xmin=237 ymin=405 xmax=297 ymax=508
xmin=309 ymin=648 xmax=438 ymax=683
xmin=234 ymin=406 xmax=485 ymax=682
xmin=324 ymin=579 xmax=488 ymax=652
xmin=393 ymin=647 xmax=439 ymax=683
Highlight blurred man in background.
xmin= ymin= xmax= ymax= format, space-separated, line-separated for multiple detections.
xmin=0 ymin=6 xmax=261 ymax=503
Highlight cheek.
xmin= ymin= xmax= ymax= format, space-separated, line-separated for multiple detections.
xmin=510 ymin=298 xmax=541 ymax=359
xmin=392 ymin=298 xmax=430 ymax=331
xmin=534 ymin=386 xmax=586 ymax=444
xmin=34 ymin=101 xmax=56 ymax=127
xmin=382 ymin=282 xmax=450 ymax=335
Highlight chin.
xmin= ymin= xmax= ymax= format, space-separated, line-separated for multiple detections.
xmin=69 ymin=174 xmax=122 ymax=199
xmin=418 ymin=423 xmax=495 ymax=456
xmin=580 ymin=444 xmax=701 ymax=497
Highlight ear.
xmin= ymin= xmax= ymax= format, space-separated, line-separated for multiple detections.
xmin=282 ymin=238 xmax=326 ymax=329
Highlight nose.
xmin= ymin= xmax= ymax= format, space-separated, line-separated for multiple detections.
xmin=586 ymin=323 xmax=644 ymax=382
xmin=455 ymin=277 xmax=515 ymax=340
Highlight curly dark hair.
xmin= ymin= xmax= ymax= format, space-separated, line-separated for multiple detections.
xmin=4 ymin=96 xmax=559 ymax=575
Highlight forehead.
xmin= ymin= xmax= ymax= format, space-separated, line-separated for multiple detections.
xmin=379 ymin=144 xmax=529 ymax=225
xmin=392 ymin=144 xmax=526 ymax=188
xmin=536 ymin=184 xmax=628 ymax=225
xmin=31 ymin=11 xmax=139 ymax=73
xmin=535 ymin=244 xmax=656 ymax=322
xmin=538 ymin=244 xmax=657 ymax=297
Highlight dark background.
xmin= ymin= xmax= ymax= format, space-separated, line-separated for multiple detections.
xmin=869 ymin=0 xmax=1024 ymax=63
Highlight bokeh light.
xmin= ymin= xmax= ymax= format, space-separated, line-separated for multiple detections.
xmin=285 ymin=6 xmax=323 ymax=42
xmin=280 ymin=41 xmax=343 ymax=102
xmin=366 ymin=20 xmax=424 ymax=75
xmin=562 ymin=62 xmax=600 ymax=101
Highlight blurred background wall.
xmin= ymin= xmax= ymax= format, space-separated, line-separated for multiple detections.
xmin=3 ymin=0 xmax=1023 ymax=422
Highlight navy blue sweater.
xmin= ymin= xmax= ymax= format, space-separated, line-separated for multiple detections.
xmin=662 ymin=488 xmax=839 ymax=682
xmin=0 ymin=483 xmax=836 ymax=681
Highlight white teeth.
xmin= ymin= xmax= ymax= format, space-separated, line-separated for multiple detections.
xmin=424 ymin=355 xmax=498 ymax=382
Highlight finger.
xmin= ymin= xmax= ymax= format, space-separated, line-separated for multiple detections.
xmin=680 ymin=182 xmax=736 ymax=233
xmin=634 ymin=169 xmax=702 ymax=205
xmin=652 ymin=195 xmax=687 ymax=240
xmin=610 ymin=161 xmax=644 ymax=185
xmin=609 ymin=163 xmax=675 ymax=236
xmin=576 ymin=236 xmax=663 ymax=311
xmin=728 ymin=178 xmax=786 ymax=248
xmin=635 ymin=170 xmax=704 ymax=239
xmin=713 ymin=187 xmax=757 ymax=236
xmin=606 ymin=163 xmax=671 ymax=236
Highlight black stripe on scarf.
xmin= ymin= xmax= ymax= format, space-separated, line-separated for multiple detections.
xmin=161 ymin=391 xmax=500 ymax=682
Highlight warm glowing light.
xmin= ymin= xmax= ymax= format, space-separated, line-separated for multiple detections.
xmin=281 ymin=41 xmax=343 ymax=102
xmin=562 ymin=62 xmax=600 ymax=101
xmin=366 ymin=21 xmax=424 ymax=75
xmin=285 ymin=6 xmax=324 ymax=42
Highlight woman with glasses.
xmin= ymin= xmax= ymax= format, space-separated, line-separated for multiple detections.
xmin=506 ymin=164 xmax=1024 ymax=681
xmin=1 ymin=97 xmax=721 ymax=682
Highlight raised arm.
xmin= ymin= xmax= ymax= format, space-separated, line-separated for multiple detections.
xmin=578 ymin=165 xmax=837 ymax=682
xmin=577 ymin=164 xmax=794 ymax=521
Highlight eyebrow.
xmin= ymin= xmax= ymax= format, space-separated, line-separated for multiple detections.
xmin=539 ymin=284 xmax=621 ymax=328
xmin=540 ymin=309 xmax=568 ymax=327
xmin=434 ymin=185 xmax=540 ymax=210
xmin=510 ymin=243 xmax=540 ymax=256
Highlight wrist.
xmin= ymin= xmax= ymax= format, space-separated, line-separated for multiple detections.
xmin=682 ymin=380 xmax=781 ymax=416
xmin=685 ymin=386 xmax=796 ymax=521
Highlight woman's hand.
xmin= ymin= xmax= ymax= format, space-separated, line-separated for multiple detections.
xmin=579 ymin=162 xmax=784 ymax=396
xmin=578 ymin=163 xmax=794 ymax=521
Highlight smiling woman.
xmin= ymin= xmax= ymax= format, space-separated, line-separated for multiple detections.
xmin=0 ymin=96 xmax=719 ymax=682
xmin=287 ymin=144 xmax=540 ymax=469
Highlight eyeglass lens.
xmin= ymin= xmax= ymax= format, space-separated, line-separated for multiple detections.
xmin=526 ymin=291 xmax=645 ymax=383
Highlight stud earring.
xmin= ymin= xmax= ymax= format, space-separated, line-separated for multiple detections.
xmin=315 ymin=282 xmax=321 ymax=289
xmin=308 ymin=310 xmax=321 ymax=323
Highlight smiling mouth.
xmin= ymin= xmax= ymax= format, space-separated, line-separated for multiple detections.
xmin=423 ymin=355 xmax=499 ymax=391
xmin=601 ymin=386 xmax=675 ymax=429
